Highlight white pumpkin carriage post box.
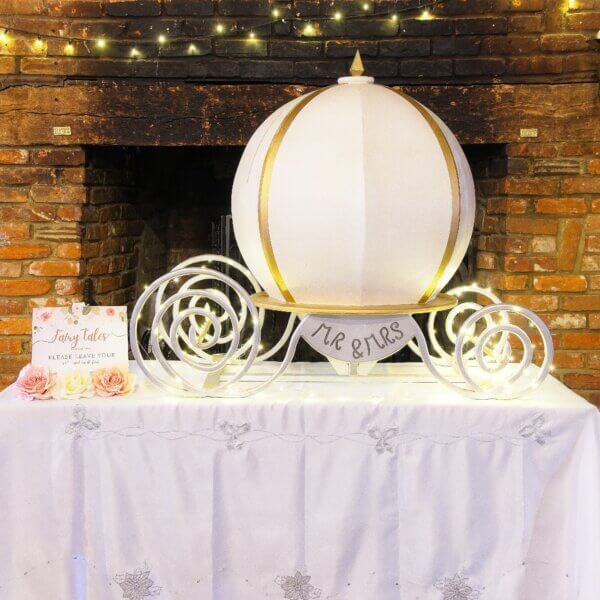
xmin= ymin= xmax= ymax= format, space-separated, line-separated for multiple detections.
xmin=233 ymin=52 xmax=475 ymax=309
xmin=131 ymin=52 xmax=554 ymax=399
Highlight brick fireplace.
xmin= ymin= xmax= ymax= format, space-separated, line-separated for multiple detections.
xmin=0 ymin=0 xmax=598 ymax=399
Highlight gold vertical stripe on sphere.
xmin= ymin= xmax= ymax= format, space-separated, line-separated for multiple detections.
xmin=258 ymin=88 xmax=330 ymax=303
xmin=395 ymin=91 xmax=461 ymax=304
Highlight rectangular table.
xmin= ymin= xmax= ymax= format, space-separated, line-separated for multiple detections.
xmin=1 ymin=362 xmax=599 ymax=600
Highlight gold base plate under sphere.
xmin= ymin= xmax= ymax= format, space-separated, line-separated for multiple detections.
xmin=251 ymin=292 xmax=458 ymax=316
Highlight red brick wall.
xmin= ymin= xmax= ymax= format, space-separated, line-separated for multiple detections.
xmin=0 ymin=146 xmax=86 ymax=388
xmin=0 ymin=0 xmax=597 ymax=84
xmin=475 ymin=141 xmax=600 ymax=402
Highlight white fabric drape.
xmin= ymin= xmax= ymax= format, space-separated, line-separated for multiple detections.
xmin=0 ymin=362 xmax=598 ymax=600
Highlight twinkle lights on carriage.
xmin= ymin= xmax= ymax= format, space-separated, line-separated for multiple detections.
xmin=130 ymin=52 xmax=554 ymax=399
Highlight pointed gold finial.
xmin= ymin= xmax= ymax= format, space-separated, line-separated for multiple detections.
xmin=349 ymin=50 xmax=364 ymax=77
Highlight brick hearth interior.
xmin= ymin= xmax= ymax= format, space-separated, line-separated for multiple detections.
xmin=82 ymin=146 xmax=241 ymax=306
xmin=0 ymin=0 xmax=598 ymax=400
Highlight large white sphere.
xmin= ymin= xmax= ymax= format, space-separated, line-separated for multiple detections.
xmin=232 ymin=74 xmax=475 ymax=307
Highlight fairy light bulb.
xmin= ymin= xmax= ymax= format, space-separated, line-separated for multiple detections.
xmin=33 ymin=37 xmax=45 ymax=51
xmin=96 ymin=38 xmax=106 ymax=49
xmin=64 ymin=40 xmax=75 ymax=55
xmin=0 ymin=29 xmax=10 ymax=46
xmin=419 ymin=8 xmax=433 ymax=19
xmin=215 ymin=23 xmax=225 ymax=34
xmin=130 ymin=47 xmax=141 ymax=58
xmin=248 ymin=30 xmax=256 ymax=39
xmin=362 ymin=2 xmax=370 ymax=10
xmin=157 ymin=33 xmax=167 ymax=44
xmin=188 ymin=43 xmax=199 ymax=55
xmin=272 ymin=7 xmax=280 ymax=17
xmin=333 ymin=10 xmax=343 ymax=20
xmin=303 ymin=22 xmax=315 ymax=35
xmin=391 ymin=13 xmax=398 ymax=21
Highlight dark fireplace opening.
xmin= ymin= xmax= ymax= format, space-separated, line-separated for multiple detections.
xmin=83 ymin=146 xmax=243 ymax=302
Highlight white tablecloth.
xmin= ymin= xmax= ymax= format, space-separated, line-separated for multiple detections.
xmin=0 ymin=362 xmax=599 ymax=600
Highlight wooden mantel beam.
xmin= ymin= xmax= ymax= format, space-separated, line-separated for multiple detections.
xmin=0 ymin=81 xmax=597 ymax=147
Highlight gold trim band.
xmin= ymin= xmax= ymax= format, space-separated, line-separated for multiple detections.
xmin=258 ymin=88 xmax=330 ymax=303
xmin=395 ymin=90 xmax=461 ymax=304
xmin=251 ymin=291 xmax=458 ymax=316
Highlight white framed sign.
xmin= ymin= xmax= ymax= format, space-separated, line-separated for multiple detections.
xmin=31 ymin=304 xmax=128 ymax=374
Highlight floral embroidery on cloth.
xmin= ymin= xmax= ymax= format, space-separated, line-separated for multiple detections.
xmin=519 ymin=413 xmax=551 ymax=445
xmin=65 ymin=405 xmax=100 ymax=439
xmin=275 ymin=571 xmax=322 ymax=600
xmin=368 ymin=426 xmax=400 ymax=454
xmin=114 ymin=566 xmax=161 ymax=600
xmin=219 ymin=421 xmax=251 ymax=450
xmin=435 ymin=573 xmax=480 ymax=600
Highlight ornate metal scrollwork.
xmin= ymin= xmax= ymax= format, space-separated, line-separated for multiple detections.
xmin=131 ymin=258 xmax=554 ymax=400
xmin=130 ymin=255 xmax=298 ymax=397
xmin=408 ymin=285 xmax=554 ymax=399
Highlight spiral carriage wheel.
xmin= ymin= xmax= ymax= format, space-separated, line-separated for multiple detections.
xmin=130 ymin=267 xmax=262 ymax=396
xmin=130 ymin=255 xmax=298 ymax=397
xmin=409 ymin=286 xmax=554 ymax=400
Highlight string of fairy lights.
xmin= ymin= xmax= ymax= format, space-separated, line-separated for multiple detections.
xmin=0 ymin=0 xmax=444 ymax=59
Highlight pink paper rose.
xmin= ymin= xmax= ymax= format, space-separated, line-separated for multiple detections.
xmin=92 ymin=367 xmax=135 ymax=397
xmin=16 ymin=364 xmax=57 ymax=400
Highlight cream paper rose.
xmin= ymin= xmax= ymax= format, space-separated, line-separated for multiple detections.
xmin=58 ymin=369 xmax=94 ymax=400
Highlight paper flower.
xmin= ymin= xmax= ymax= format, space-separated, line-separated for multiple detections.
xmin=16 ymin=364 xmax=57 ymax=400
xmin=58 ymin=369 xmax=94 ymax=400
xmin=92 ymin=366 xmax=135 ymax=397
